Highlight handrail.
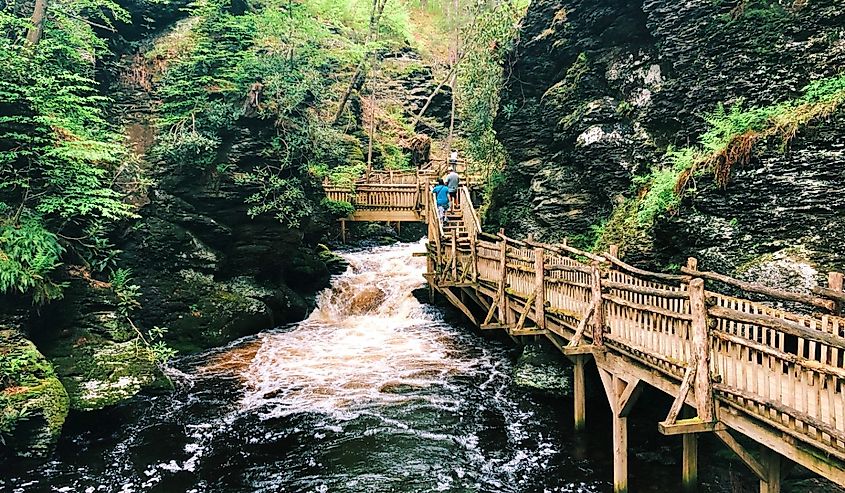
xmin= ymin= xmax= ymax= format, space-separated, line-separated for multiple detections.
xmin=425 ymin=185 xmax=845 ymax=470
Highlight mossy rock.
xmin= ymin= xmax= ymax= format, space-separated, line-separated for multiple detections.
xmin=317 ymin=244 xmax=348 ymax=275
xmin=164 ymin=272 xmax=307 ymax=353
xmin=48 ymin=335 xmax=169 ymax=411
xmin=0 ymin=330 xmax=69 ymax=458
xmin=513 ymin=342 xmax=571 ymax=394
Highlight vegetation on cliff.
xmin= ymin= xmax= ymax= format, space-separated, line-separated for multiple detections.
xmin=599 ymin=72 xmax=845 ymax=253
xmin=0 ymin=1 xmax=137 ymax=303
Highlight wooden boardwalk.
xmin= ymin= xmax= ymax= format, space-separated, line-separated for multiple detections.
xmin=324 ymin=176 xmax=845 ymax=492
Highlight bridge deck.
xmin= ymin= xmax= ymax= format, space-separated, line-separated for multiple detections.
xmin=323 ymin=178 xmax=845 ymax=491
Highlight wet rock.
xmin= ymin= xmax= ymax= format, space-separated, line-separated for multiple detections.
xmin=349 ymin=287 xmax=386 ymax=314
xmin=0 ymin=330 xmax=69 ymax=459
xmin=513 ymin=342 xmax=571 ymax=394
xmin=488 ymin=0 xmax=845 ymax=275
xmin=33 ymin=277 xmax=171 ymax=411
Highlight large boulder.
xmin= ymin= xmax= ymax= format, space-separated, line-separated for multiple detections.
xmin=34 ymin=276 xmax=171 ymax=411
xmin=0 ymin=330 xmax=69 ymax=459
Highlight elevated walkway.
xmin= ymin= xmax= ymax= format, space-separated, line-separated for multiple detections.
xmin=321 ymin=175 xmax=845 ymax=492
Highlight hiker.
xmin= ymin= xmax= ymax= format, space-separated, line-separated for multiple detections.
xmin=445 ymin=163 xmax=460 ymax=212
xmin=432 ymin=179 xmax=450 ymax=224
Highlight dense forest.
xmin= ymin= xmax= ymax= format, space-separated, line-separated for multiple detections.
xmin=0 ymin=0 xmax=526 ymax=459
xmin=2 ymin=0 xmax=845 ymax=491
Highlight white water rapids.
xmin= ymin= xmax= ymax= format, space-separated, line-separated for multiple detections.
xmin=4 ymin=241 xmax=655 ymax=493
xmin=239 ymin=241 xmax=479 ymax=418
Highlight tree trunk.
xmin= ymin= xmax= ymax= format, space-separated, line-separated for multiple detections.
xmin=26 ymin=0 xmax=48 ymax=46
xmin=332 ymin=0 xmax=388 ymax=125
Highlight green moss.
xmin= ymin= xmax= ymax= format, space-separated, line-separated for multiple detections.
xmin=594 ymin=198 xmax=653 ymax=256
xmin=0 ymin=331 xmax=70 ymax=457
xmin=50 ymin=336 xmax=165 ymax=411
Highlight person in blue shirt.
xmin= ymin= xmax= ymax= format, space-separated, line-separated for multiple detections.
xmin=432 ymin=179 xmax=450 ymax=224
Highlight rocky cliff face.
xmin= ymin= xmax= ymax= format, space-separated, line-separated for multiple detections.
xmin=487 ymin=0 xmax=845 ymax=280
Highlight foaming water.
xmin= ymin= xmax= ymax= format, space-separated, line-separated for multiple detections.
xmin=241 ymin=241 xmax=475 ymax=418
xmin=1 ymin=241 xmax=691 ymax=493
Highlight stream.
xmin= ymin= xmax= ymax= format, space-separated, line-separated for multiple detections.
xmin=2 ymin=242 xmax=691 ymax=493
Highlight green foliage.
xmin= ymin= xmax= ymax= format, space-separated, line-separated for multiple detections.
xmin=110 ymin=268 xmax=141 ymax=317
xmin=321 ymin=198 xmax=355 ymax=218
xmin=0 ymin=216 xmax=66 ymax=304
xmin=457 ymin=0 xmax=529 ymax=178
xmin=0 ymin=3 xmax=138 ymax=301
xmin=151 ymin=0 xmax=410 ymax=225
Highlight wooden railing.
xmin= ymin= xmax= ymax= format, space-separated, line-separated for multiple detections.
xmin=427 ymin=194 xmax=845 ymax=485
xmin=324 ymin=183 xmax=421 ymax=212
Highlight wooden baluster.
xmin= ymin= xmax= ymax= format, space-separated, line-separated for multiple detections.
xmin=829 ymin=272 xmax=843 ymax=316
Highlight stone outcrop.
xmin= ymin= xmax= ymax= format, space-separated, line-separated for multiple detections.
xmin=0 ymin=330 xmax=69 ymax=459
xmin=488 ymin=0 xmax=845 ymax=278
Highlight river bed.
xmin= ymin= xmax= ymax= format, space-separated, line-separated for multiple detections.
xmin=2 ymin=242 xmax=707 ymax=493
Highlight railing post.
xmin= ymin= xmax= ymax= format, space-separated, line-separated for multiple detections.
xmin=498 ymin=229 xmax=509 ymax=325
xmin=470 ymin=232 xmax=478 ymax=283
xmin=591 ymin=262 xmax=604 ymax=346
xmin=451 ymin=233 xmax=457 ymax=281
xmin=689 ymin=277 xmax=715 ymax=422
xmin=534 ymin=245 xmax=546 ymax=329
xmin=829 ymin=271 xmax=843 ymax=316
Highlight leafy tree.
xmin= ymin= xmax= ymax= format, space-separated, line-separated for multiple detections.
xmin=0 ymin=1 xmax=136 ymax=302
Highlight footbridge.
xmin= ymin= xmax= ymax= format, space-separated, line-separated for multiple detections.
xmin=325 ymin=174 xmax=845 ymax=492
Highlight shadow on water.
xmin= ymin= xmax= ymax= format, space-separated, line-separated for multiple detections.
xmin=0 ymin=241 xmax=741 ymax=493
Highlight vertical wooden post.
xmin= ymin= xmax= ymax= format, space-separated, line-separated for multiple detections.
xmin=689 ymin=278 xmax=714 ymax=422
xmin=451 ymin=233 xmax=457 ymax=281
xmin=534 ymin=246 xmax=546 ymax=329
xmin=612 ymin=376 xmax=628 ymax=493
xmin=340 ymin=219 xmax=347 ymax=243
xmin=760 ymin=448 xmax=781 ymax=493
xmin=829 ymin=272 xmax=843 ymax=316
xmin=687 ymin=257 xmax=698 ymax=273
xmin=498 ymin=230 xmax=508 ymax=324
xmin=682 ymin=433 xmax=698 ymax=493
xmin=591 ymin=262 xmax=604 ymax=346
xmin=573 ymin=355 xmax=587 ymax=432
xmin=609 ymin=244 xmax=619 ymax=258
xmin=470 ymin=233 xmax=478 ymax=282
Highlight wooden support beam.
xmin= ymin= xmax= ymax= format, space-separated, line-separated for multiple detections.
xmin=568 ymin=300 xmax=596 ymax=347
xmin=437 ymin=286 xmax=478 ymax=326
xmin=510 ymin=328 xmax=548 ymax=337
xmin=482 ymin=294 xmax=499 ymax=326
xmin=662 ymin=365 xmax=696 ymax=426
xmin=617 ymin=378 xmax=643 ymax=418
xmin=573 ymin=355 xmax=587 ymax=432
xmin=480 ymin=323 xmax=512 ymax=331
xmin=760 ymin=448 xmax=782 ymax=493
xmin=451 ymin=233 xmax=458 ymax=280
xmin=597 ymin=368 xmax=630 ymax=493
xmin=658 ymin=418 xmax=725 ymax=435
xmin=562 ymin=345 xmax=599 ymax=356
xmin=497 ymin=232 xmax=508 ymax=325
xmin=683 ymin=433 xmax=698 ymax=493
xmin=714 ymin=429 xmax=767 ymax=481
xmin=689 ymin=278 xmax=715 ymax=422
xmin=591 ymin=263 xmax=605 ymax=347
xmin=514 ymin=292 xmax=537 ymax=332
